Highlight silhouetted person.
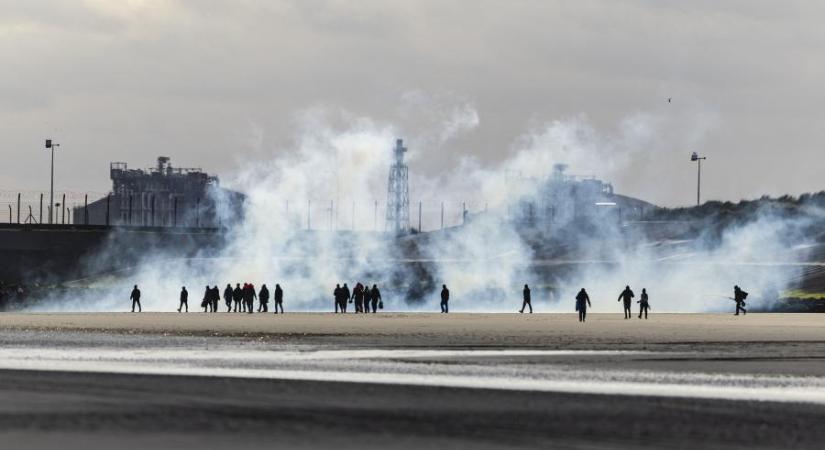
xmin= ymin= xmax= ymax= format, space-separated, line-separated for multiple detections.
xmin=202 ymin=285 xmax=211 ymax=312
xmin=342 ymin=283 xmax=351 ymax=313
xmin=520 ymin=284 xmax=532 ymax=313
xmin=130 ymin=285 xmax=141 ymax=312
xmin=273 ymin=284 xmax=284 ymax=314
xmin=440 ymin=284 xmax=450 ymax=313
xmin=333 ymin=284 xmax=342 ymax=313
xmin=211 ymin=285 xmax=220 ymax=312
xmin=178 ymin=286 xmax=188 ymax=312
xmin=244 ymin=283 xmax=257 ymax=314
xmin=351 ymin=283 xmax=365 ymax=313
xmin=575 ymin=288 xmax=591 ymax=322
xmin=371 ymin=284 xmax=382 ymax=312
xmin=617 ymin=285 xmax=635 ymax=319
xmin=223 ymin=284 xmax=233 ymax=312
xmin=232 ymin=283 xmax=243 ymax=312
xmin=638 ymin=288 xmax=650 ymax=319
xmin=734 ymin=285 xmax=748 ymax=316
xmin=258 ymin=284 xmax=270 ymax=312
xmin=364 ymin=284 xmax=372 ymax=313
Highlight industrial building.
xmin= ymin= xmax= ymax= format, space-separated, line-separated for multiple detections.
xmin=73 ymin=157 xmax=244 ymax=227
xmin=508 ymin=164 xmax=653 ymax=227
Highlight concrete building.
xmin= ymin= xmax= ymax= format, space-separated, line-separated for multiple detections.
xmin=73 ymin=157 xmax=243 ymax=227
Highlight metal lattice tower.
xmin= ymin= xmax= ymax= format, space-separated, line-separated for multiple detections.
xmin=386 ymin=138 xmax=410 ymax=233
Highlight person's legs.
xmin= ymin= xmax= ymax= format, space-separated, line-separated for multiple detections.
xmin=527 ymin=301 xmax=532 ymax=313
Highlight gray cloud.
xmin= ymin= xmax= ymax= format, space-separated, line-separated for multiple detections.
xmin=1 ymin=0 xmax=823 ymax=206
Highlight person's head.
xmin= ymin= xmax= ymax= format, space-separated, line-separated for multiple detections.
xmin=343 ymin=283 xmax=348 ymax=287
xmin=133 ymin=285 xmax=138 ymax=289
xmin=734 ymin=285 xmax=740 ymax=290
xmin=372 ymin=284 xmax=377 ymax=289
xmin=236 ymin=283 xmax=240 ymax=287
xmin=276 ymin=284 xmax=280 ymax=288
xmin=524 ymin=284 xmax=529 ymax=289
xmin=262 ymin=284 xmax=266 ymax=288
xmin=625 ymin=285 xmax=630 ymax=290
xmin=580 ymin=288 xmax=586 ymax=292
xmin=336 ymin=283 xmax=340 ymax=288
xmin=642 ymin=288 xmax=646 ymax=293
xmin=443 ymin=284 xmax=447 ymax=289
xmin=182 ymin=286 xmax=186 ymax=290
xmin=226 ymin=284 xmax=231 ymax=288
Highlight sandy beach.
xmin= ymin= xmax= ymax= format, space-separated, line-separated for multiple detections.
xmin=1 ymin=312 xmax=823 ymax=346
xmin=2 ymin=312 xmax=825 ymax=449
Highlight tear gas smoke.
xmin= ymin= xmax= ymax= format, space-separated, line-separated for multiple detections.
xmin=27 ymin=103 xmax=811 ymax=313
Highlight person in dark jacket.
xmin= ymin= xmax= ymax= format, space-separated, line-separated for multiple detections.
xmin=130 ymin=285 xmax=142 ymax=312
xmin=232 ymin=283 xmax=243 ymax=312
xmin=520 ymin=284 xmax=532 ymax=313
xmin=351 ymin=283 xmax=365 ymax=313
xmin=617 ymin=285 xmax=635 ymax=319
xmin=341 ymin=283 xmax=351 ymax=313
xmin=575 ymin=288 xmax=591 ymax=322
xmin=273 ymin=284 xmax=284 ymax=314
xmin=178 ymin=286 xmax=188 ymax=312
xmin=734 ymin=285 xmax=748 ymax=316
xmin=243 ymin=283 xmax=257 ymax=314
xmin=638 ymin=288 xmax=650 ymax=319
xmin=363 ymin=286 xmax=373 ymax=313
xmin=333 ymin=284 xmax=342 ymax=313
xmin=440 ymin=285 xmax=450 ymax=313
xmin=202 ymin=285 xmax=212 ymax=312
xmin=258 ymin=284 xmax=270 ymax=312
xmin=371 ymin=284 xmax=382 ymax=313
xmin=211 ymin=286 xmax=220 ymax=312
xmin=223 ymin=284 xmax=233 ymax=312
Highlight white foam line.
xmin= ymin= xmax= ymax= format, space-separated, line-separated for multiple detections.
xmin=0 ymin=357 xmax=824 ymax=405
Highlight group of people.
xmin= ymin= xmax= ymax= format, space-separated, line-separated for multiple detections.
xmin=174 ymin=283 xmax=284 ymax=313
xmin=573 ymin=286 xmax=651 ymax=323
xmin=128 ymin=283 xmax=748 ymax=318
xmin=332 ymin=283 xmax=383 ymax=313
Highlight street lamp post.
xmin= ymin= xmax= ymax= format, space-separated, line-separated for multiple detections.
xmin=690 ymin=152 xmax=707 ymax=206
xmin=45 ymin=139 xmax=60 ymax=224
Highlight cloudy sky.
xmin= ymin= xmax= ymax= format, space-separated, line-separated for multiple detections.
xmin=1 ymin=0 xmax=823 ymax=207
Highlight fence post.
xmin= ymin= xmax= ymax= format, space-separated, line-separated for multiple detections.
xmin=84 ymin=194 xmax=88 ymax=225
xmin=61 ymin=194 xmax=66 ymax=224
xmin=106 ymin=194 xmax=110 ymax=226
xmin=39 ymin=194 xmax=43 ymax=224
xmin=16 ymin=193 xmax=20 ymax=224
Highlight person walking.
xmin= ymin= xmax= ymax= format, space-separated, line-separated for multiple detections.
xmin=178 ymin=286 xmax=188 ymax=312
xmin=211 ymin=286 xmax=220 ymax=313
xmin=232 ymin=283 xmax=243 ymax=313
xmin=273 ymin=284 xmax=284 ymax=314
xmin=223 ymin=284 xmax=233 ymax=312
xmin=617 ymin=285 xmax=635 ymax=319
xmin=370 ymin=284 xmax=382 ymax=313
xmin=734 ymin=285 xmax=748 ymax=316
xmin=638 ymin=288 xmax=650 ymax=319
xmin=575 ymin=288 xmax=591 ymax=322
xmin=130 ymin=285 xmax=142 ymax=312
xmin=202 ymin=285 xmax=212 ymax=312
xmin=341 ymin=283 xmax=351 ymax=313
xmin=440 ymin=284 xmax=450 ymax=313
xmin=520 ymin=284 xmax=532 ymax=313
xmin=258 ymin=284 xmax=270 ymax=312
xmin=333 ymin=284 xmax=342 ymax=313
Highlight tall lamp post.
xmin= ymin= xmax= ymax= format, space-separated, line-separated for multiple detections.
xmin=690 ymin=151 xmax=706 ymax=206
xmin=45 ymin=139 xmax=60 ymax=224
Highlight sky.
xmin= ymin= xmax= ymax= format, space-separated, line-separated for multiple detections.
xmin=1 ymin=0 xmax=823 ymax=208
